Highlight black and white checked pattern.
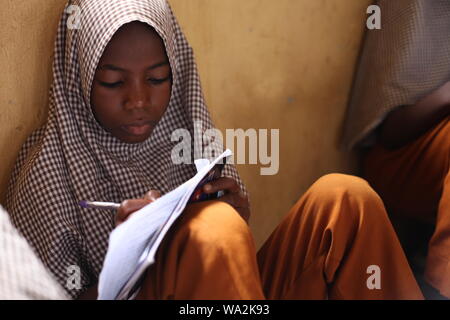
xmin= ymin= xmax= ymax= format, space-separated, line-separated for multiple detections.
xmin=5 ymin=0 xmax=246 ymax=299
xmin=343 ymin=0 xmax=450 ymax=149
xmin=0 ymin=206 xmax=68 ymax=299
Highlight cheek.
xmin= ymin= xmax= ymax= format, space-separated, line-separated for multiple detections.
xmin=153 ymin=83 xmax=172 ymax=115
xmin=90 ymin=86 xmax=121 ymax=126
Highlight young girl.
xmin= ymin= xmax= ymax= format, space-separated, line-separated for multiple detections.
xmin=6 ymin=0 xmax=423 ymax=300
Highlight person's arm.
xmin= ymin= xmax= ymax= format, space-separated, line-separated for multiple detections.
xmin=76 ymin=191 xmax=161 ymax=300
xmin=378 ymin=81 xmax=450 ymax=150
xmin=202 ymin=177 xmax=250 ymax=223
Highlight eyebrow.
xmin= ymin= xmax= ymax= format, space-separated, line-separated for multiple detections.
xmin=99 ymin=61 xmax=169 ymax=72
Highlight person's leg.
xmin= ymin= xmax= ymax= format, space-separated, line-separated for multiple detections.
xmin=136 ymin=200 xmax=265 ymax=300
xmin=363 ymin=116 xmax=449 ymax=297
xmin=426 ymin=169 xmax=450 ymax=297
xmin=363 ymin=117 xmax=449 ymax=223
xmin=136 ymin=176 xmax=423 ymax=300
xmin=257 ymin=174 xmax=423 ymax=300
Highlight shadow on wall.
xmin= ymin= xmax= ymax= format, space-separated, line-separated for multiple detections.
xmin=0 ymin=0 xmax=67 ymax=203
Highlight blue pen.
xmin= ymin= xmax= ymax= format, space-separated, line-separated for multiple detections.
xmin=79 ymin=200 xmax=121 ymax=210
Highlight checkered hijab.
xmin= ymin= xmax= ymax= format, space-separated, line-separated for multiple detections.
xmin=5 ymin=0 xmax=245 ymax=299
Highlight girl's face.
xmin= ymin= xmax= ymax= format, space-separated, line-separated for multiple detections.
xmin=90 ymin=22 xmax=172 ymax=144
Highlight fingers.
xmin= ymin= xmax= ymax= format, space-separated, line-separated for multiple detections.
xmin=115 ymin=190 xmax=161 ymax=227
xmin=143 ymin=190 xmax=161 ymax=201
xmin=115 ymin=199 xmax=151 ymax=227
xmin=201 ymin=177 xmax=250 ymax=221
xmin=203 ymin=177 xmax=240 ymax=194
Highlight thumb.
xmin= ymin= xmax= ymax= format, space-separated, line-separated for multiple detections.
xmin=143 ymin=190 xmax=162 ymax=202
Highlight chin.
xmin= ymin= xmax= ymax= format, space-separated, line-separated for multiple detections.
xmin=121 ymin=131 xmax=153 ymax=144
xmin=122 ymin=136 xmax=150 ymax=144
xmin=110 ymin=128 xmax=153 ymax=144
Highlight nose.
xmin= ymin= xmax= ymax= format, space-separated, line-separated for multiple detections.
xmin=124 ymin=82 xmax=149 ymax=111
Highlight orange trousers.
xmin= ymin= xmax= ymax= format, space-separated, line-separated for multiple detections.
xmin=136 ymin=174 xmax=423 ymax=300
xmin=363 ymin=116 xmax=449 ymax=297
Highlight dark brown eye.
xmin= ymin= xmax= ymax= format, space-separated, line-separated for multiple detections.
xmin=99 ymin=81 xmax=123 ymax=88
xmin=148 ymin=76 xmax=171 ymax=85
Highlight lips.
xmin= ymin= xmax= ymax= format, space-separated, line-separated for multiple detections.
xmin=121 ymin=120 xmax=154 ymax=136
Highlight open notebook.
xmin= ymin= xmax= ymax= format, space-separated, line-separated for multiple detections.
xmin=97 ymin=149 xmax=232 ymax=300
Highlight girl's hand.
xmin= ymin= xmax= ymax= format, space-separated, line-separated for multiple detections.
xmin=203 ymin=177 xmax=250 ymax=223
xmin=115 ymin=190 xmax=161 ymax=227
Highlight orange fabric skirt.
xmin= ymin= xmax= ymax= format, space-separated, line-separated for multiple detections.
xmin=363 ymin=116 xmax=449 ymax=297
xmin=136 ymin=174 xmax=423 ymax=300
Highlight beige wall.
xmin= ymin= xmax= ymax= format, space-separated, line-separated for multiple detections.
xmin=0 ymin=0 xmax=66 ymax=198
xmin=0 ymin=0 xmax=371 ymax=248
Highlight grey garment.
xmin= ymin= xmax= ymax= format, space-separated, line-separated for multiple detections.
xmin=0 ymin=206 xmax=68 ymax=300
xmin=343 ymin=0 xmax=450 ymax=150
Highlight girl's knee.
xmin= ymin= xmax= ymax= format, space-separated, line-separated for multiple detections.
xmin=299 ymin=174 xmax=387 ymax=225
xmin=182 ymin=200 xmax=250 ymax=246
xmin=309 ymin=173 xmax=379 ymax=204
